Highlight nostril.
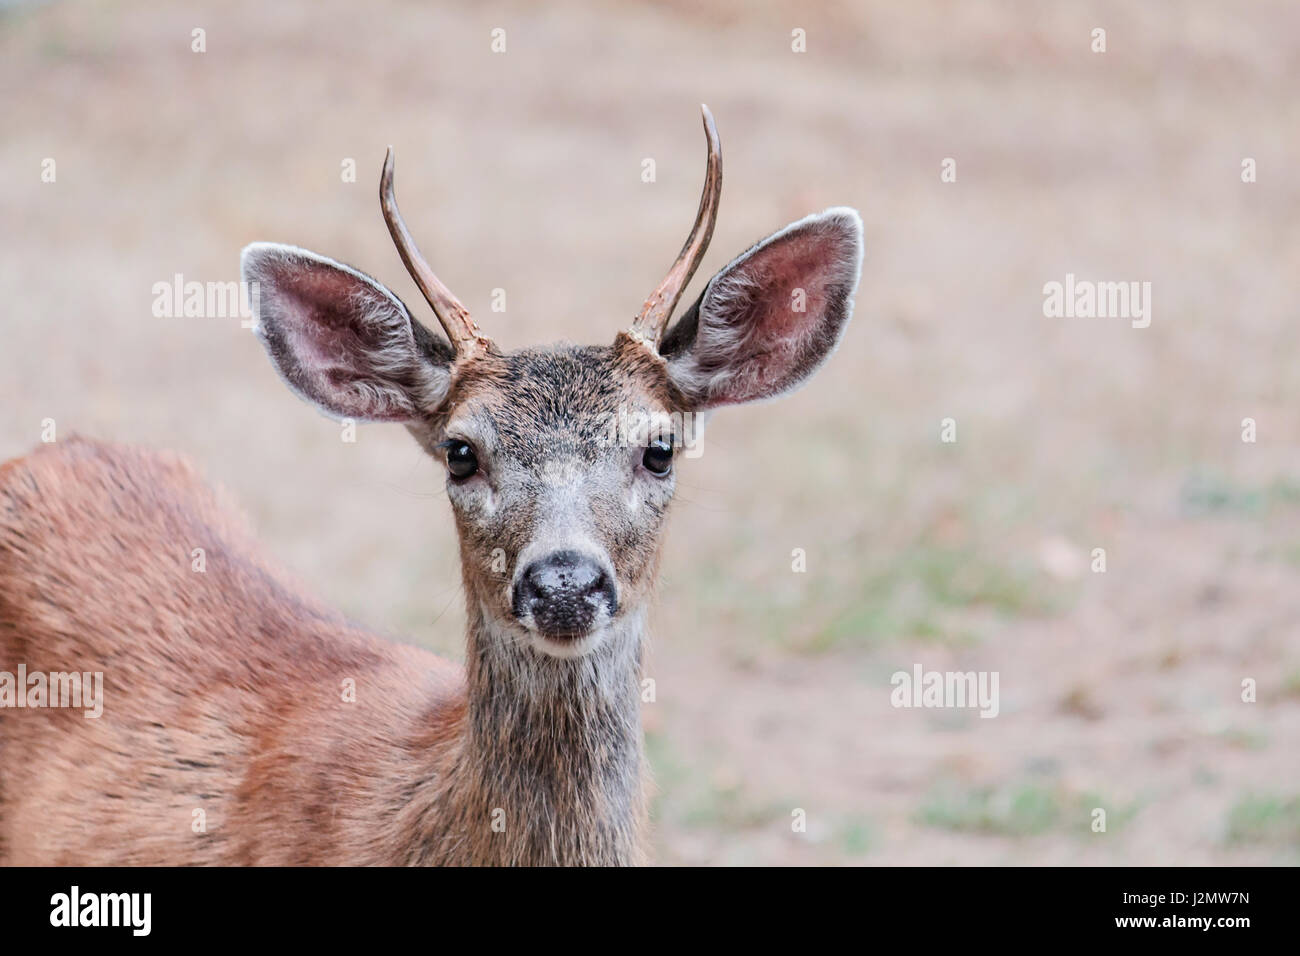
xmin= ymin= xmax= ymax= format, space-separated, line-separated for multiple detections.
xmin=512 ymin=550 xmax=618 ymax=637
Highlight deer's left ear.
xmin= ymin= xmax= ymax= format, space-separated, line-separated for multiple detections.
xmin=660 ymin=208 xmax=863 ymax=409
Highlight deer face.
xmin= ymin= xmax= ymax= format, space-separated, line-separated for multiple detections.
xmin=431 ymin=342 xmax=679 ymax=658
xmin=242 ymin=108 xmax=862 ymax=660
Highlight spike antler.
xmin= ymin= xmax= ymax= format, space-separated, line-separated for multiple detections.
xmin=380 ymin=147 xmax=486 ymax=352
xmin=628 ymin=104 xmax=723 ymax=349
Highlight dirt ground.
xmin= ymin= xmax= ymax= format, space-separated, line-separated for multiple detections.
xmin=2 ymin=0 xmax=1298 ymax=864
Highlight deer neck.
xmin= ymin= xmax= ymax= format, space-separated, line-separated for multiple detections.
xmin=438 ymin=599 xmax=649 ymax=865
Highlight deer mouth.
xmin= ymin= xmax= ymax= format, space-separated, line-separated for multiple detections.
xmin=522 ymin=609 xmax=615 ymax=659
xmin=515 ymin=599 xmax=618 ymax=661
xmin=533 ymin=627 xmax=586 ymax=644
xmin=526 ymin=625 xmax=610 ymax=660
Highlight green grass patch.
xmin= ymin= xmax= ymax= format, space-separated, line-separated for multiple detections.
xmin=1180 ymin=471 xmax=1300 ymax=518
xmin=804 ymin=544 xmax=1064 ymax=653
xmin=1225 ymin=794 xmax=1300 ymax=845
xmin=834 ymin=815 xmax=876 ymax=857
xmin=916 ymin=782 xmax=1138 ymax=838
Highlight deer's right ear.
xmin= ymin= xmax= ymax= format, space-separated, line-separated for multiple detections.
xmin=241 ymin=243 xmax=453 ymax=423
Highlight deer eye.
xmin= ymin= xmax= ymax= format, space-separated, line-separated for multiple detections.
xmin=445 ymin=441 xmax=478 ymax=480
xmin=642 ymin=439 xmax=674 ymax=477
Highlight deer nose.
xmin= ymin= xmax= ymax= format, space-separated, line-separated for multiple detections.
xmin=512 ymin=550 xmax=618 ymax=638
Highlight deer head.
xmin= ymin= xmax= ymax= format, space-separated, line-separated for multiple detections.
xmin=241 ymin=107 xmax=862 ymax=665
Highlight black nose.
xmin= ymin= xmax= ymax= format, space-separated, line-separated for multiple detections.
xmin=512 ymin=550 xmax=618 ymax=638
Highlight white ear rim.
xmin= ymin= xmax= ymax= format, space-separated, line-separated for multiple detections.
xmin=240 ymin=241 xmax=416 ymax=332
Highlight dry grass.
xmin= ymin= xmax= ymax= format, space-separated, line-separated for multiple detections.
xmin=2 ymin=0 xmax=1299 ymax=864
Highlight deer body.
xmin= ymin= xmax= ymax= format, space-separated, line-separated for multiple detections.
xmin=0 ymin=108 xmax=862 ymax=865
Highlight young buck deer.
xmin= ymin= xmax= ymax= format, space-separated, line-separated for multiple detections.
xmin=0 ymin=107 xmax=862 ymax=865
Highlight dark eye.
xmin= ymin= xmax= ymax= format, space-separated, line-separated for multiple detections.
xmin=642 ymin=439 xmax=674 ymax=477
xmin=445 ymin=442 xmax=478 ymax=480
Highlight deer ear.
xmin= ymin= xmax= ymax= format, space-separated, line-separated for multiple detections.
xmin=241 ymin=243 xmax=453 ymax=423
xmin=659 ymin=208 xmax=863 ymax=409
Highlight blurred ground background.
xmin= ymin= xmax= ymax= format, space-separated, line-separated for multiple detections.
xmin=2 ymin=0 xmax=1298 ymax=864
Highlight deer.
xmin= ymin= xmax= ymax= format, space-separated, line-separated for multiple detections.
xmin=0 ymin=107 xmax=862 ymax=866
